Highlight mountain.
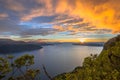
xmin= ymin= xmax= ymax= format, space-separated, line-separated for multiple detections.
xmin=0 ymin=39 xmax=42 ymax=53
xmin=103 ymin=35 xmax=120 ymax=50
xmin=53 ymin=35 xmax=120 ymax=80
xmin=73 ymin=42 xmax=104 ymax=46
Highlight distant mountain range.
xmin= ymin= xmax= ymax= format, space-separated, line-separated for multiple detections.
xmin=73 ymin=42 xmax=104 ymax=46
xmin=0 ymin=39 xmax=42 ymax=53
xmin=0 ymin=39 xmax=105 ymax=53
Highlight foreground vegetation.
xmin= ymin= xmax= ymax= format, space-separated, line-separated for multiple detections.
xmin=0 ymin=35 xmax=120 ymax=80
xmin=0 ymin=54 xmax=40 ymax=80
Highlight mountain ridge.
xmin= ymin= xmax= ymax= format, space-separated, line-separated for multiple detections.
xmin=0 ymin=39 xmax=42 ymax=53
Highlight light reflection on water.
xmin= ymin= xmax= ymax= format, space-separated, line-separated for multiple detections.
xmin=0 ymin=44 xmax=103 ymax=80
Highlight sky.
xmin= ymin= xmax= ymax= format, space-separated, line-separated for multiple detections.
xmin=0 ymin=0 xmax=119 ymax=42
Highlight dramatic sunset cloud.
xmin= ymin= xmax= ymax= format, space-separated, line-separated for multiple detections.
xmin=70 ymin=0 xmax=120 ymax=33
xmin=0 ymin=0 xmax=119 ymax=42
xmin=21 ymin=0 xmax=120 ymax=33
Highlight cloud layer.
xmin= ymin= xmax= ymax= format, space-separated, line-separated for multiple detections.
xmin=0 ymin=0 xmax=119 ymax=40
xmin=19 ymin=0 xmax=120 ymax=33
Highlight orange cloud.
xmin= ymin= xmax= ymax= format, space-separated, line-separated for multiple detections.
xmin=70 ymin=0 xmax=120 ymax=33
xmin=21 ymin=0 xmax=53 ymax=21
xmin=0 ymin=13 xmax=8 ymax=19
xmin=53 ymin=25 xmax=80 ymax=33
xmin=21 ymin=0 xmax=120 ymax=33
xmin=36 ymin=38 xmax=80 ymax=42
xmin=53 ymin=25 xmax=64 ymax=31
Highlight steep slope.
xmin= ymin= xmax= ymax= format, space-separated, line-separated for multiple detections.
xmin=53 ymin=35 xmax=120 ymax=80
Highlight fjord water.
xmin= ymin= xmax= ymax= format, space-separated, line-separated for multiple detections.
xmin=0 ymin=44 xmax=103 ymax=80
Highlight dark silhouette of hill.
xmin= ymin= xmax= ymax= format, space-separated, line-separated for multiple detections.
xmin=103 ymin=35 xmax=120 ymax=50
xmin=0 ymin=39 xmax=42 ymax=53
xmin=73 ymin=42 xmax=104 ymax=46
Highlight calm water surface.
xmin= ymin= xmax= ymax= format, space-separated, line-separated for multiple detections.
xmin=0 ymin=44 xmax=103 ymax=80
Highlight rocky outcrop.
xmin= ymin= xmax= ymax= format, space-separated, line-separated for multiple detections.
xmin=103 ymin=35 xmax=120 ymax=50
